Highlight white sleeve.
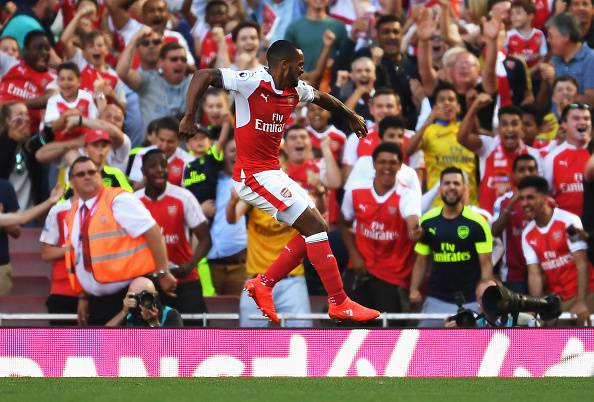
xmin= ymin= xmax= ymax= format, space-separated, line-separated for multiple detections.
xmin=39 ymin=205 xmax=61 ymax=245
xmin=341 ymin=189 xmax=355 ymax=222
xmin=69 ymin=50 xmax=87 ymax=71
xmin=565 ymin=213 xmax=588 ymax=252
xmin=539 ymin=31 xmax=548 ymax=57
xmin=399 ymin=188 xmax=421 ymax=218
xmin=183 ymin=188 xmax=207 ymax=228
xmin=342 ymin=134 xmax=359 ymax=166
xmin=108 ymin=135 xmax=131 ymax=172
xmin=543 ymin=153 xmax=554 ymax=186
xmin=421 ymin=181 xmax=440 ymax=214
xmin=521 ymin=231 xmax=540 ymax=265
xmin=0 ymin=52 xmax=18 ymax=78
xmin=112 ymin=192 xmax=156 ymax=238
xmin=408 ymin=150 xmax=424 ymax=170
xmin=114 ymin=79 xmax=127 ymax=105
xmin=129 ymin=152 xmax=144 ymax=182
xmin=477 ymin=135 xmax=496 ymax=158
xmin=415 ymin=98 xmax=432 ymax=131
xmin=43 ymin=95 xmax=60 ymax=124
xmin=492 ymin=194 xmax=506 ymax=221
xmin=87 ymin=95 xmax=98 ymax=119
xmin=296 ymin=80 xmax=315 ymax=102
xmin=398 ymin=164 xmax=422 ymax=196
xmin=219 ymin=68 xmax=254 ymax=94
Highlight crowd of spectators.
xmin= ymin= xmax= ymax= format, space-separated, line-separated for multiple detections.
xmin=0 ymin=0 xmax=593 ymax=328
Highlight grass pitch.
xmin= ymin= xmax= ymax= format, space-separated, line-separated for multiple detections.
xmin=0 ymin=378 xmax=592 ymax=402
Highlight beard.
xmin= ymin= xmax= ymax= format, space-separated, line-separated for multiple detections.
xmin=440 ymin=192 xmax=463 ymax=207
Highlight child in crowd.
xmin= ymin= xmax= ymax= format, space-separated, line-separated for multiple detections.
xmin=305 ymin=102 xmax=346 ymax=161
xmin=504 ymin=0 xmax=547 ymax=75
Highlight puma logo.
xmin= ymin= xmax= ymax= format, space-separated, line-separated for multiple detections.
xmin=342 ymin=309 xmax=353 ymax=316
xmin=428 ymin=227 xmax=436 ymax=235
xmin=261 ymin=93 xmax=269 ymax=103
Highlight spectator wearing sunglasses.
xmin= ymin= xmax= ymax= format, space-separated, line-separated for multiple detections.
xmin=117 ymin=29 xmax=192 ymax=134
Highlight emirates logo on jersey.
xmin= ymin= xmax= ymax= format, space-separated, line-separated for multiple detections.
xmin=280 ymin=187 xmax=292 ymax=198
xmin=168 ymin=205 xmax=177 ymax=216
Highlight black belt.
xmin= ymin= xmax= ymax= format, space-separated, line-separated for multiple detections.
xmin=208 ymin=250 xmax=246 ymax=265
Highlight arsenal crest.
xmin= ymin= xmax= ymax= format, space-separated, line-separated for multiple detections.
xmin=287 ymin=96 xmax=296 ymax=105
xmin=388 ymin=206 xmax=397 ymax=215
xmin=552 ymin=230 xmax=563 ymax=241
xmin=168 ymin=205 xmax=177 ymax=216
xmin=280 ymin=187 xmax=292 ymax=198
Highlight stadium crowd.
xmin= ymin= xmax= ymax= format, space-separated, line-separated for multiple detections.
xmin=0 ymin=0 xmax=593 ymax=327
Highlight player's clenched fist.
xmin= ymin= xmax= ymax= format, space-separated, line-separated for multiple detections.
xmin=347 ymin=112 xmax=367 ymax=138
xmin=179 ymin=115 xmax=197 ymax=139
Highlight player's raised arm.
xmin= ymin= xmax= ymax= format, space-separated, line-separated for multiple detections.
xmin=180 ymin=69 xmax=225 ymax=138
xmin=312 ymin=90 xmax=368 ymax=139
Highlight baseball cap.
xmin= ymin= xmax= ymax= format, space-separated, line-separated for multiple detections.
xmin=85 ymin=129 xmax=112 ymax=145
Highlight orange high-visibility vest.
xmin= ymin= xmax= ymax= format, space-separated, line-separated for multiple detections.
xmin=65 ymin=187 xmax=156 ymax=291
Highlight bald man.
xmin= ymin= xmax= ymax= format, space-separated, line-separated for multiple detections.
xmin=106 ymin=277 xmax=183 ymax=327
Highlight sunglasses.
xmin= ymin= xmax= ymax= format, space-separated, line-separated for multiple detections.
xmin=140 ymin=38 xmax=162 ymax=47
xmin=565 ymin=103 xmax=591 ymax=111
xmin=72 ymin=169 xmax=98 ymax=178
xmin=167 ymin=56 xmax=187 ymax=63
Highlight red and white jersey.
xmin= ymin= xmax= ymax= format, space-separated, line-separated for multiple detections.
xmin=0 ymin=60 xmax=56 ymax=131
xmin=494 ymin=191 xmax=530 ymax=283
xmin=135 ymin=183 xmax=206 ymax=284
xmin=342 ymin=185 xmax=421 ymax=287
xmin=39 ymin=200 xmax=78 ymax=297
xmin=129 ymin=145 xmax=195 ymax=186
xmin=70 ymin=51 xmax=126 ymax=103
xmin=543 ymin=141 xmax=589 ymax=216
xmin=44 ymin=89 xmax=98 ymax=126
xmin=342 ymin=128 xmax=379 ymax=166
xmin=504 ymin=28 xmax=547 ymax=68
xmin=533 ymin=0 xmax=555 ymax=30
xmin=199 ymin=31 xmax=236 ymax=69
xmin=306 ymin=124 xmax=346 ymax=161
xmin=219 ymin=68 xmax=315 ymax=180
xmin=477 ymin=135 xmax=543 ymax=214
xmin=522 ymin=208 xmax=594 ymax=300
xmin=62 ymin=0 xmax=105 ymax=28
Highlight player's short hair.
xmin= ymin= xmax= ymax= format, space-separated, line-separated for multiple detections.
xmin=69 ymin=156 xmax=94 ymax=178
xmin=371 ymin=87 xmax=400 ymax=103
xmin=375 ymin=14 xmax=400 ymax=31
xmin=372 ymin=141 xmax=403 ymax=163
xmin=512 ymin=154 xmax=538 ymax=171
xmin=510 ymin=0 xmax=536 ymax=15
xmin=546 ymin=13 xmax=583 ymax=43
xmin=142 ymin=148 xmax=167 ymax=167
xmin=521 ymin=104 xmax=544 ymax=127
xmin=266 ymin=40 xmax=299 ymax=66
xmin=57 ymin=61 xmax=81 ymax=77
xmin=282 ymin=124 xmax=307 ymax=140
xmin=154 ymin=116 xmax=180 ymax=135
xmin=80 ymin=30 xmax=104 ymax=49
xmin=232 ymin=21 xmax=261 ymax=43
xmin=159 ymin=42 xmax=184 ymax=59
xmin=23 ymin=30 xmax=48 ymax=49
xmin=498 ymin=104 xmax=524 ymax=120
xmin=378 ymin=116 xmax=406 ymax=139
xmin=440 ymin=166 xmax=465 ymax=183
xmin=517 ymin=175 xmax=549 ymax=194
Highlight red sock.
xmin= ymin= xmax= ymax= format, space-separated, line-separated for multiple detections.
xmin=261 ymin=234 xmax=306 ymax=287
xmin=305 ymin=234 xmax=347 ymax=305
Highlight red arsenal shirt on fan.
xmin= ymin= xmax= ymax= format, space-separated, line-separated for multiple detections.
xmin=0 ymin=56 xmax=56 ymax=131
xmin=342 ymin=185 xmax=421 ymax=287
xmin=544 ymin=141 xmax=589 ymax=216
xmin=135 ymin=183 xmax=207 ymax=284
xmin=129 ymin=145 xmax=195 ymax=186
xmin=504 ymin=28 xmax=547 ymax=68
xmin=219 ymin=67 xmax=315 ymax=180
xmin=477 ymin=135 xmax=543 ymax=214
xmin=44 ymin=90 xmax=99 ymax=141
xmin=522 ymin=208 xmax=594 ymax=301
xmin=306 ymin=124 xmax=346 ymax=160
xmin=70 ymin=51 xmax=126 ymax=103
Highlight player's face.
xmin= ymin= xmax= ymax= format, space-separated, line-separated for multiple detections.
xmin=373 ymin=151 xmax=400 ymax=188
xmin=513 ymin=160 xmax=538 ymax=184
xmin=370 ymin=94 xmax=400 ymax=123
xmin=498 ymin=114 xmax=522 ymax=151
xmin=157 ymin=128 xmax=180 ymax=158
xmin=381 ymin=127 xmax=405 ymax=147
xmin=84 ymin=140 xmax=111 ymax=167
xmin=376 ymin=21 xmax=402 ymax=57
xmin=440 ymin=173 xmax=465 ymax=206
xmin=519 ymin=186 xmax=545 ymax=220
xmin=143 ymin=154 xmax=168 ymax=189
xmin=159 ymin=48 xmax=188 ymax=84
xmin=143 ymin=0 xmax=169 ymax=32
xmin=306 ymin=103 xmax=330 ymax=131
xmin=284 ymin=129 xmax=311 ymax=164
xmin=563 ymin=108 xmax=592 ymax=146
xmin=434 ymin=90 xmax=460 ymax=121
xmin=236 ymin=27 xmax=259 ymax=55
xmin=569 ymin=0 xmax=593 ymax=26
xmin=203 ymin=93 xmax=229 ymax=125
xmin=0 ymin=38 xmax=18 ymax=57
xmin=286 ymin=50 xmax=305 ymax=87
xmin=82 ymin=35 xmax=107 ymax=67
xmin=57 ymin=69 xmax=81 ymax=100
xmin=100 ymin=105 xmax=124 ymax=129
xmin=350 ymin=59 xmax=375 ymax=86
xmin=24 ymin=36 xmax=51 ymax=72
xmin=70 ymin=160 xmax=102 ymax=199
xmin=521 ymin=113 xmax=539 ymax=144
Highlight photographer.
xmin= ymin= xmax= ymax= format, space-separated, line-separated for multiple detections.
xmin=106 ymin=277 xmax=183 ymax=328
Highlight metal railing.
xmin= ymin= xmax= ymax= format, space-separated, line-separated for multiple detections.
xmin=0 ymin=312 xmax=591 ymax=327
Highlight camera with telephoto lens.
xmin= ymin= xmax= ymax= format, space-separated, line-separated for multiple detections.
xmin=482 ymin=285 xmax=561 ymax=322
xmin=133 ymin=291 xmax=158 ymax=311
xmin=447 ymin=292 xmax=477 ymax=327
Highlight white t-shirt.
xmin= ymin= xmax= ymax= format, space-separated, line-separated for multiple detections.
xmin=44 ymin=90 xmax=98 ymax=125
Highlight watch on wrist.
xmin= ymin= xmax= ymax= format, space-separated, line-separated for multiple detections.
xmin=151 ymin=270 xmax=167 ymax=280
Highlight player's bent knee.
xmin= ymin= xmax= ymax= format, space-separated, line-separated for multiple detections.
xmin=292 ymin=207 xmax=328 ymax=236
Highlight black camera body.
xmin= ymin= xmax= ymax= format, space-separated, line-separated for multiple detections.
xmin=447 ymin=292 xmax=478 ymax=327
xmin=133 ymin=291 xmax=158 ymax=311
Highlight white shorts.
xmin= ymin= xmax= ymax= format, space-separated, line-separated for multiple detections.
xmin=233 ymin=170 xmax=315 ymax=226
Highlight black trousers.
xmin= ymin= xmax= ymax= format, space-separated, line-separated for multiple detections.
xmin=46 ymin=294 xmax=79 ymax=326
xmin=88 ymin=288 xmax=129 ymax=326
xmin=160 ymin=280 xmax=207 ymax=326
